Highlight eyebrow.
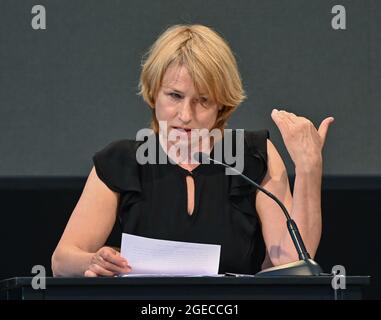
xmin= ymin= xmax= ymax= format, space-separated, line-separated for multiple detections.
xmin=172 ymin=89 xmax=185 ymax=94
xmin=162 ymin=86 xmax=207 ymax=96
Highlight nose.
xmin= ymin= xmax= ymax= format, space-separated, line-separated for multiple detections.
xmin=177 ymin=99 xmax=193 ymax=124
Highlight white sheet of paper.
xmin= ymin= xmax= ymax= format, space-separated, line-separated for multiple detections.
xmin=120 ymin=233 xmax=221 ymax=276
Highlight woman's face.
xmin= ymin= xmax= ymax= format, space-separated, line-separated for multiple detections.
xmin=155 ymin=64 xmax=220 ymax=151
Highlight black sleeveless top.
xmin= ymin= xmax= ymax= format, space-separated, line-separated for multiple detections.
xmin=93 ymin=129 xmax=269 ymax=274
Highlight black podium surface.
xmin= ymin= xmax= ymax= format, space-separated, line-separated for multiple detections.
xmin=0 ymin=276 xmax=370 ymax=300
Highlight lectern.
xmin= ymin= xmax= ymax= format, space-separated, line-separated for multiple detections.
xmin=0 ymin=276 xmax=370 ymax=300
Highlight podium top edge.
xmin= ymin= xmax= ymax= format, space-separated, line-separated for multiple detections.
xmin=0 ymin=275 xmax=371 ymax=290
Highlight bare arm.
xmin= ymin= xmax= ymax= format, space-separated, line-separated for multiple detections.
xmin=256 ymin=139 xmax=322 ymax=267
xmin=51 ymin=167 xmax=131 ymax=276
xmin=256 ymin=109 xmax=333 ymax=268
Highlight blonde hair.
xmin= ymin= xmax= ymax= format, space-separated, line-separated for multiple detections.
xmin=139 ymin=24 xmax=246 ymax=133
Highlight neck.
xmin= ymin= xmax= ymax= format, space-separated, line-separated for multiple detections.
xmin=157 ymin=132 xmax=218 ymax=167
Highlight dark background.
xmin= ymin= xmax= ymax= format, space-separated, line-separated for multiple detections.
xmin=0 ymin=1 xmax=379 ymax=298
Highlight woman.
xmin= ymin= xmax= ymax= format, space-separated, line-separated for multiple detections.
xmin=51 ymin=24 xmax=334 ymax=277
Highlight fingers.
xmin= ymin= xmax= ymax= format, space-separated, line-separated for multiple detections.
xmin=272 ymin=109 xmax=297 ymax=121
xmin=272 ymin=108 xmax=334 ymax=145
xmin=279 ymin=109 xmax=297 ymax=123
xmin=318 ymin=117 xmax=335 ymax=145
xmin=271 ymin=109 xmax=294 ymax=134
xmin=87 ymin=263 xmax=115 ymax=277
xmin=272 ymin=108 xmax=314 ymax=129
xmin=96 ymin=254 xmax=132 ymax=274
xmin=89 ymin=247 xmax=132 ymax=277
xmin=99 ymin=247 xmax=131 ymax=270
xmin=271 ymin=108 xmax=283 ymax=125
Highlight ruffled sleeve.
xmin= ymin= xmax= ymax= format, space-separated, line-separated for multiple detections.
xmin=92 ymin=139 xmax=142 ymax=194
xmin=229 ymin=129 xmax=269 ymax=198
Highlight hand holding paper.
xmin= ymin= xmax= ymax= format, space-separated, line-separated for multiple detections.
xmin=120 ymin=233 xmax=221 ymax=276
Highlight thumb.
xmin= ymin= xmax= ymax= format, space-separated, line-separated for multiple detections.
xmin=318 ymin=117 xmax=335 ymax=145
xmin=84 ymin=270 xmax=98 ymax=277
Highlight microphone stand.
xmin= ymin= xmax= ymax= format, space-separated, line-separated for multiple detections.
xmin=202 ymin=155 xmax=323 ymax=277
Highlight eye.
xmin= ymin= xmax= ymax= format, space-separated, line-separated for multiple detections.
xmin=169 ymin=92 xmax=183 ymax=100
xmin=199 ymin=97 xmax=208 ymax=104
xmin=198 ymin=96 xmax=210 ymax=108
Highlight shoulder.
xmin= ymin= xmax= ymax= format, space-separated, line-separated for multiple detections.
xmin=240 ymin=129 xmax=287 ymax=184
xmin=244 ymin=129 xmax=270 ymax=139
xmin=92 ymin=138 xmax=142 ymax=193
xmin=243 ymin=129 xmax=270 ymax=159
xmin=243 ymin=129 xmax=270 ymax=146
xmin=240 ymin=129 xmax=285 ymax=175
xmin=230 ymin=129 xmax=270 ymax=186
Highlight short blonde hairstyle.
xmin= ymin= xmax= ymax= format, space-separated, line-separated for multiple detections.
xmin=139 ymin=24 xmax=246 ymax=133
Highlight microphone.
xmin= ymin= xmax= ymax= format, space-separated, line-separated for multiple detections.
xmin=194 ymin=152 xmax=323 ymax=276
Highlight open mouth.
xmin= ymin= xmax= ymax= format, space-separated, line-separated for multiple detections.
xmin=172 ymin=127 xmax=192 ymax=133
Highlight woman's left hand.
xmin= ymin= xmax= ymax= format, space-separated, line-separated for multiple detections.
xmin=271 ymin=109 xmax=334 ymax=172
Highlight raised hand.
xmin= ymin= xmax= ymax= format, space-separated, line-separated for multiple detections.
xmin=271 ymin=109 xmax=334 ymax=172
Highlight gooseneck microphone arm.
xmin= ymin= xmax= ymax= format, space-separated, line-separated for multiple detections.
xmin=209 ymin=157 xmax=310 ymax=261
xmin=195 ymin=152 xmax=323 ymax=276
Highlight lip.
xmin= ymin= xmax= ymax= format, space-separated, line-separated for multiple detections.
xmin=172 ymin=126 xmax=192 ymax=132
